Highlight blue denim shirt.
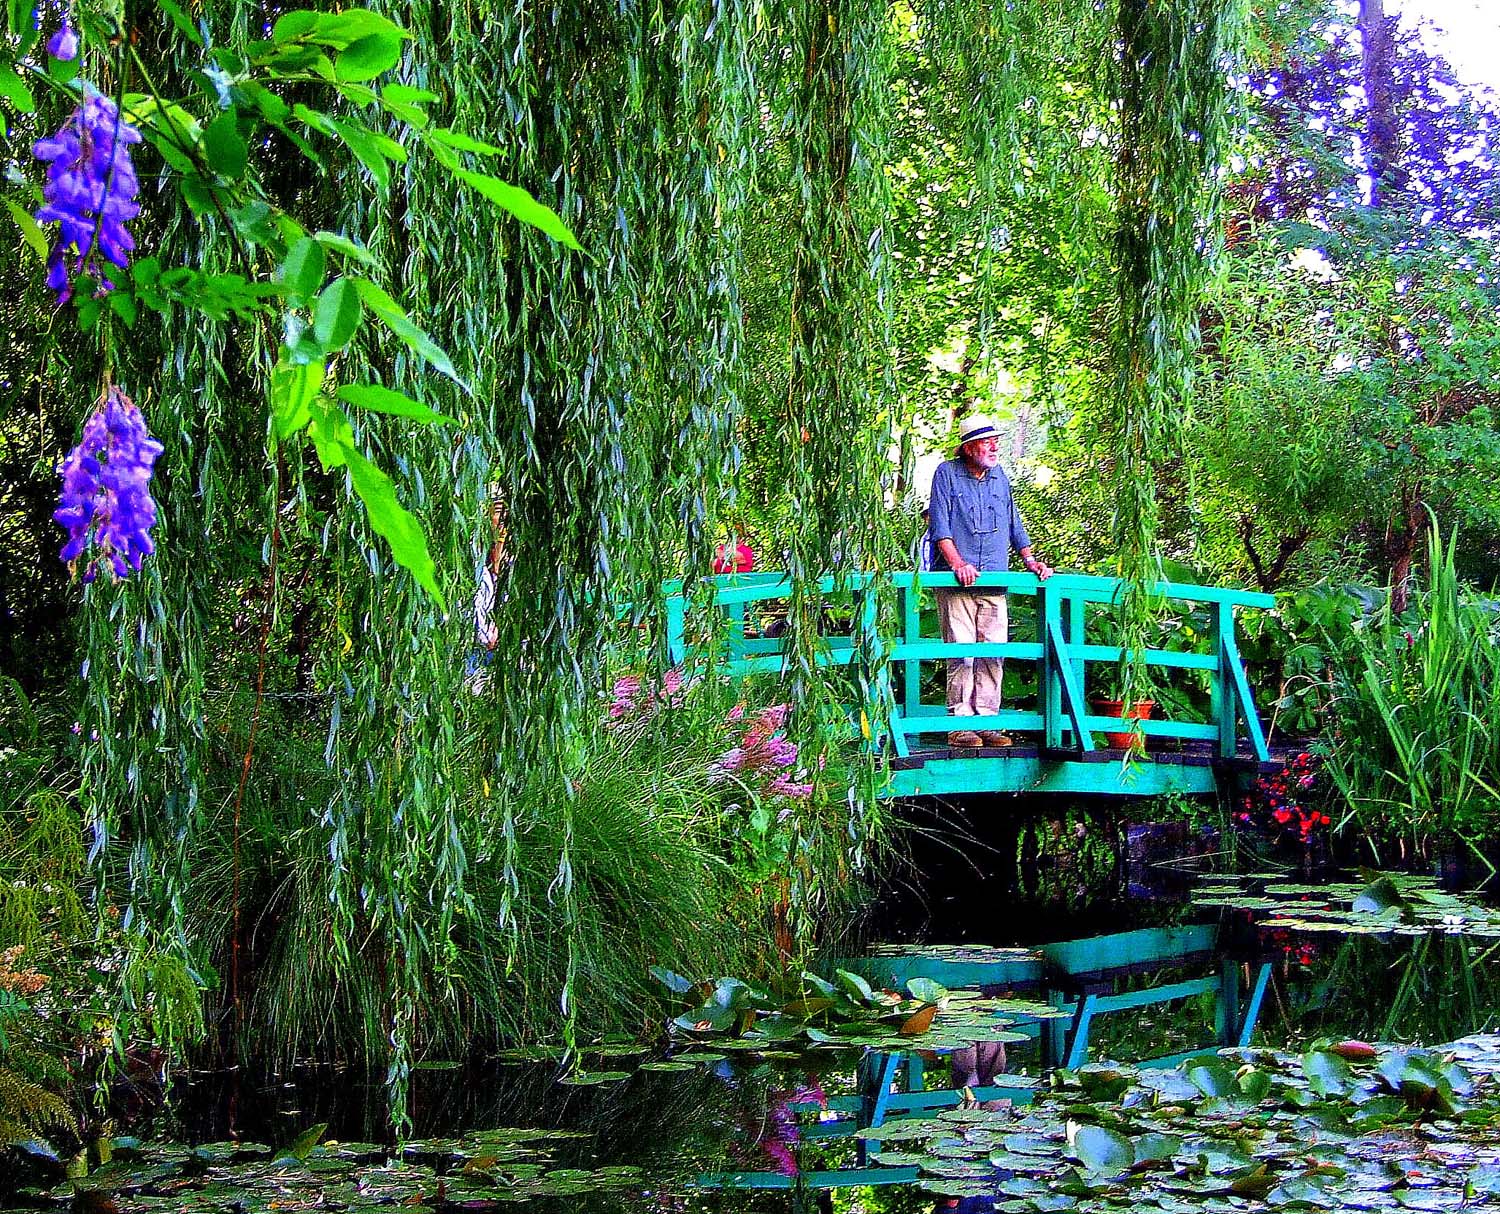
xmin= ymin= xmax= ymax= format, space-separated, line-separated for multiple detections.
xmin=927 ymin=457 xmax=1032 ymax=573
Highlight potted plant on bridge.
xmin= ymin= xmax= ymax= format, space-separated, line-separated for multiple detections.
xmin=1087 ymin=610 xmax=1159 ymax=751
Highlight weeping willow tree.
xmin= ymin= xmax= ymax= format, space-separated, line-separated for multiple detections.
xmin=2 ymin=0 xmax=1247 ymax=1128
xmin=1106 ymin=0 xmax=1244 ymax=687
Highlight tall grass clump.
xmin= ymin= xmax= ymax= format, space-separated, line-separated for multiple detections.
xmin=1324 ymin=527 xmax=1500 ymax=866
xmin=178 ymin=674 xmax=866 ymax=1071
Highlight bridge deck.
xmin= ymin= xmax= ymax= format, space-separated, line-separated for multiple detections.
xmin=889 ymin=739 xmax=1284 ymax=797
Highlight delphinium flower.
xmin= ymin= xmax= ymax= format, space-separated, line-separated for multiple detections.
xmin=46 ymin=14 xmax=78 ymax=60
xmin=32 ymin=87 xmax=142 ymax=304
xmin=54 ymin=385 xmax=165 ymax=582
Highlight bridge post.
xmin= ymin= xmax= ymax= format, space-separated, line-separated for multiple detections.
xmin=902 ymin=581 xmax=921 ymax=716
xmin=1213 ymin=601 xmax=1236 ymax=758
xmin=666 ymin=593 xmax=686 ymax=666
xmin=1040 ymin=584 xmax=1066 ymax=750
xmin=1068 ymin=595 xmax=1087 ymax=742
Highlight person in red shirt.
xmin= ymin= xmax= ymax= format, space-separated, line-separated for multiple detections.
xmin=712 ymin=540 xmax=755 ymax=574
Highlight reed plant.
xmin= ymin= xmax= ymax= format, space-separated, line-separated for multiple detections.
xmin=1323 ymin=526 xmax=1500 ymax=867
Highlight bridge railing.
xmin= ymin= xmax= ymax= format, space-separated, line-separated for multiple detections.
xmin=664 ymin=571 xmax=1274 ymax=762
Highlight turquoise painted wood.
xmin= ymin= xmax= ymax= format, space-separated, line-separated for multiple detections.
xmin=1037 ymin=925 xmax=1269 ymax=1069
xmin=665 ymin=568 xmax=1275 ymax=798
xmin=704 ymin=929 xmax=1275 ymax=1195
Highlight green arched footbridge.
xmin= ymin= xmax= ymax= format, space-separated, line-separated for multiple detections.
xmin=665 ymin=571 xmax=1276 ymax=798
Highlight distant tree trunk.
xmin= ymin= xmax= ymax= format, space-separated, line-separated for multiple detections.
xmin=1387 ymin=489 xmax=1425 ymax=613
xmin=1238 ymin=518 xmax=1313 ymax=593
xmin=1358 ymin=0 xmax=1405 ymax=205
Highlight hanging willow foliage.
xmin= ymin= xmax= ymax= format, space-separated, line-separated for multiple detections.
xmin=1108 ymin=0 xmax=1244 ymax=690
xmin=912 ymin=0 xmax=1111 ymax=345
xmin=22 ymin=0 xmax=1250 ymax=1134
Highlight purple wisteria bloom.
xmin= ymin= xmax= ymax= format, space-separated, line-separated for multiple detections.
xmin=54 ymin=385 xmax=165 ymax=582
xmin=46 ymin=16 xmax=78 ymax=60
xmin=32 ymin=88 xmax=141 ymax=304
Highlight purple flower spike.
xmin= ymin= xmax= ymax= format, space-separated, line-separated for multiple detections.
xmin=32 ymin=88 xmax=141 ymax=305
xmin=54 ymin=385 xmax=165 ymax=583
xmin=47 ymin=17 xmax=78 ymax=60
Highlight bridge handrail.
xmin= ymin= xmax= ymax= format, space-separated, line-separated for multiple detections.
xmin=663 ymin=568 xmax=1273 ymax=767
xmin=673 ymin=571 xmax=1274 ymax=611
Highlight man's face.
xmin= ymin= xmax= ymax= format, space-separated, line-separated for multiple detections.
xmin=963 ymin=436 xmax=1000 ymax=469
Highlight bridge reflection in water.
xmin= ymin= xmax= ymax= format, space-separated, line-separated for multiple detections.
xmin=667 ymin=570 xmax=1276 ymax=798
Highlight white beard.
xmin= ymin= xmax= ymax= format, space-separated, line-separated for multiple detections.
xmin=970 ymin=449 xmax=1000 ymax=470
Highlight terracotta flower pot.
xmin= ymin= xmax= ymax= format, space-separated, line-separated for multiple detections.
xmin=1092 ymin=697 xmax=1155 ymax=750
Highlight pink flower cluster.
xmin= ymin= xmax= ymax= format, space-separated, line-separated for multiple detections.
xmin=715 ymin=703 xmax=814 ymax=799
xmin=608 ymin=667 xmax=687 ymax=720
xmin=759 ymin=1082 xmax=826 ymax=1176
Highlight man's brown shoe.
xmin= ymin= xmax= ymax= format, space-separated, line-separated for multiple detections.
xmin=947 ymin=729 xmax=983 ymax=748
xmin=980 ymin=731 xmax=1013 ymax=747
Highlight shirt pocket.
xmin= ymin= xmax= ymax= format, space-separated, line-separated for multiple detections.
xmin=960 ymin=487 xmax=995 ymax=534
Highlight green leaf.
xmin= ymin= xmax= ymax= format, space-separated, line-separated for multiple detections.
xmin=384 ymin=83 xmax=439 ymax=105
xmin=336 ymin=31 xmax=404 ymax=82
xmin=649 ymin=967 xmax=694 ymax=995
xmin=1237 ymin=1068 xmax=1272 ymax=1101
xmin=293 ymin=102 xmax=337 ymax=136
xmin=337 ymin=384 xmax=454 ymax=426
xmin=282 ymin=1123 xmax=327 ymax=1162
xmin=271 ymin=10 xmax=320 ymax=44
xmin=331 ymin=117 xmax=391 ymax=190
xmin=313 ymin=230 xmax=379 ymax=267
xmin=0 ymin=63 xmax=35 ymax=112
xmin=1132 ymin=1132 xmax=1181 ymax=1162
xmin=345 ymin=444 xmax=444 ymax=607
xmin=1352 ymin=876 xmax=1406 ymax=915
xmin=904 ymin=977 xmax=949 ymax=1005
xmin=1069 ymin=1123 xmax=1133 ymax=1174
xmin=8 ymin=0 xmax=39 ymax=44
xmin=271 ymin=358 xmax=326 ymax=441
xmin=451 ymin=169 xmax=582 ymax=250
xmin=428 ymin=127 xmax=503 ymax=156
xmin=315 ymin=10 xmax=410 ymax=49
xmin=833 ymin=969 xmax=877 ymax=1005
xmin=6 ymin=200 xmax=49 ymax=264
xmin=306 ymin=399 xmax=355 ymax=469
xmin=1302 ymin=1049 xmax=1352 ymax=1097
xmin=352 ymin=278 xmax=465 ymax=389
xmin=313 ymin=278 xmax=363 ymax=351
xmin=1186 ymin=1060 xmax=1236 ymax=1098
xmin=156 ymin=0 xmax=203 ymax=46
xmin=281 ymin=237 xmax=326 ymax=306
xmin=203 ymin=109 xmax=248 ymax=180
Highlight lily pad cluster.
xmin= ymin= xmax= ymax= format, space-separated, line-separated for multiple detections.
xmin=32 ymin=1126 xmax=642 ymax=1212
xmin=1192 ymin=872 xmax=1500 ymax=937
xmin=653 ymin=967 xmax=1054 ymax=1053
xmin=840 ymin=1034 xmax=1500 ymax=1209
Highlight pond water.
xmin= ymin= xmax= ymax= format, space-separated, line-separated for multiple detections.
xmin=13 ymin=814 xmax=1500 ymax=1214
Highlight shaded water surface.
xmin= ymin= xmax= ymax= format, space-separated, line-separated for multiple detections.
xmin=13 ymin=833 xmax=1500 ymax=1213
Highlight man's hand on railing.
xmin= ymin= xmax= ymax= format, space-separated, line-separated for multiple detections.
xmin=955 ymin=560 xmax=980 ymax=587
xmin=1022 ymin=550 xmax=1053 ymax=581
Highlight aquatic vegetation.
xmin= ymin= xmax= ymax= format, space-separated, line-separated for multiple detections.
xmin=1192 ymin=872 xmax=1500 ymax=938
xmin=654 ymin=968 xmax=1042 ymax=1053
xmin=847 ymin=1035 xmax=1500 ymax=1207
xmin=1323 ymin=528 xmax=1500 ymax=866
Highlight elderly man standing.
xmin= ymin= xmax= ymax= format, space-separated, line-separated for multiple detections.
xmin=927 ymin=414 xmax=1052 ymax=748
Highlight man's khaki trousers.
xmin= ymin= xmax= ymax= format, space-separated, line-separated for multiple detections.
xmin=936 ymin=588 xmax=1008 ymax=717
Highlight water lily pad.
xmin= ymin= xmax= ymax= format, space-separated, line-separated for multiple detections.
xmin=558 ymin=1069 xmax=632 ymax=1085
